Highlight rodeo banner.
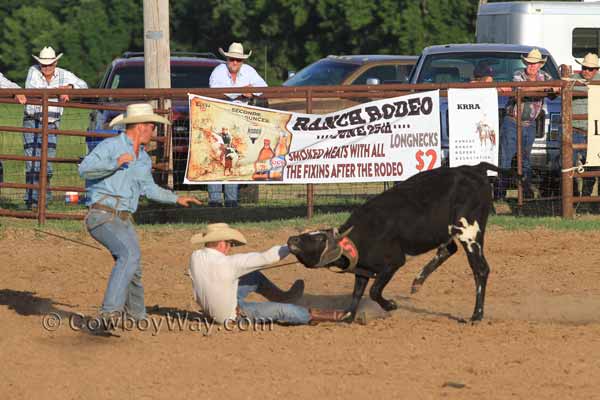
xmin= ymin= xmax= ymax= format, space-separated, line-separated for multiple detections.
xmin=184 ymin=91 xmax=441 ymax=184
xmin=447 ymin=88 xmax=499 ymax=175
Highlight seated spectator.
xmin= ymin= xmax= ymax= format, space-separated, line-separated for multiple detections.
xmin=188 ymin=223 xmax=348 ymax=325
xmin=471 ymin=62 xmax=494 ymax=83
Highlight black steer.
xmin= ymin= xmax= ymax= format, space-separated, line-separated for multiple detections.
xmin=287 ymin=162 xmax=499 ymax=323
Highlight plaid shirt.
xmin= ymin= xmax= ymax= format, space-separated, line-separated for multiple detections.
xmin=505 ymin=69 xmax=553 ymax=124
xmin=24 ymin=65 xmax=87 ymax=122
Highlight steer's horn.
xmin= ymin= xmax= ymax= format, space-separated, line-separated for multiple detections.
xmin=334 ymin=226 xmax=353 ymax=239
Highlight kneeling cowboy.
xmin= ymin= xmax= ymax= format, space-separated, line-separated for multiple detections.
xmin=79 ymin=103 xmax=201 ymax=321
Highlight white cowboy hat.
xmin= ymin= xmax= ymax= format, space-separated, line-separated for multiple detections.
xmin=576 ymin=53 xmax=600 ymax=69
xmin=218 ymin=42 xmax=252 ymax=60
xmin=108 ymin=103 xmax=171 ymax=128
xmin=32 ymin=46 xmax=63 ymax=65
xmin=521 ymin=48 xmax=547 ymax=65
xmin=190 ymin=223 xmax=247 ymax=247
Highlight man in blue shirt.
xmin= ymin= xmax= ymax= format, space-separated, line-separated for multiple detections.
xmin=207 ymin=42 xmax=268 ymax=207
xmin=79 ymin=103 xmax=201 ymax=322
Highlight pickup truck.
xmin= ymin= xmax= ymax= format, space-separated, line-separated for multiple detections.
xmin=408 ymin=43 xmax=563 ymax=185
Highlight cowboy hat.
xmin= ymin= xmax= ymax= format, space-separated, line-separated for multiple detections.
xmin=190 ymin=223 xmax=247 ymax=246
xmin=109 ymin=103 xmax=171 ymax=128
xmin=576 ymin=53 xmax=600 ymax=69
xmin=521 ymin=48 xmax=547 ymax=65
xmin=218 ymin=42 xmax=252 ymax=60
xmin=33 ymin=46 xmax=63 ymax=65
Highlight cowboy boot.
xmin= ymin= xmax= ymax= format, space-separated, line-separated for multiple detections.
xmin=309 ymin=309 xmax=368 ymax=325
xmin=308 ymin=308 xmax=350 ymax=325
xmin=257 ymin=279 xmax=304 ymax=303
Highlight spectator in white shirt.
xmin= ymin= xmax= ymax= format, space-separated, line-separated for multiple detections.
xmin=207 ymin=42 xmax=268 ymax=207
xmin=22 ymin=46 xmax=88 ymax=209
xmin=188 ymin=223 xmax=347 ymax=325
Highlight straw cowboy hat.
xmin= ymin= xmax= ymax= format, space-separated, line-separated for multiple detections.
xmin=190 ymin=223 xmax=247 ymax=246
xmin=521 ymin=48 xmax=547 ymax=65
xmin=109 ymin=103 xmax=171 ymax=128
xmin=219 ymin=42 xmax=252 ymax=60
xmin=576 ymin=53 xmax=600 ymax=69
xmin=32 ymin=46 xmax=63 ymax=65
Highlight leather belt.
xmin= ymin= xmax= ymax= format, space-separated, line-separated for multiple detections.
xmin=90 ymin=203 xmax=132 ymax=221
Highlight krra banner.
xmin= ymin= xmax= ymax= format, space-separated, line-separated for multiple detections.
xmin=448 ymin=88 xmax=499 ymax=176
xmin=585 ymin=85 xmax=600 ymax=166
xmin=184 ymin=91 xmax=441 ymax=184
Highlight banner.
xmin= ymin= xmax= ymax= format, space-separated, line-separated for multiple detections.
xmin=185 ymin=91 xmax=440 ymax=184
xmin=585 ymin=84 xmax=600 ymax=166
xmin=448 ymin=88 xmax=499 ymax=176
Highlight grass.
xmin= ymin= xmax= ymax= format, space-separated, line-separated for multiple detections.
xmin=4 ymin=211 xmax=600 ymax=235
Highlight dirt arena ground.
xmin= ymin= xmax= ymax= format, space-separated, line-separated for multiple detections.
xmin=1 ymin=224 xmax=600 ymax=399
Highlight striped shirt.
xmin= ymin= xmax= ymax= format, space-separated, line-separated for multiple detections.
xmin=24 ymin=65 xmax=88 ymax=122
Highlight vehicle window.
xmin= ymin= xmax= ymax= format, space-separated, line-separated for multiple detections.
xmin=573 ymin=28 xmax=600 ymax=58
xmin=283 ymin=59 xmax=360 ymax=86
xmin=416 ymin=52 xmax=559 ymax=83
xmin=352 ymin=65 xmax=397 ymax=85
xmin=397 ymin=64 xmax=413 ymax=82
xmin=108 ymin=64 xmax=217 ymax=88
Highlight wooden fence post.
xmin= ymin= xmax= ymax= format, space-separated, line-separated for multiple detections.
xmin=561 ymin=82 xmax=574 ymax=218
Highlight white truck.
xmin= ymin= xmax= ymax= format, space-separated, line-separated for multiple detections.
xmin=476 ymin=1 xmax=600 ymax=71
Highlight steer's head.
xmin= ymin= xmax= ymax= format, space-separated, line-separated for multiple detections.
xmin=287 ymin=227 xmax=353 ymax=268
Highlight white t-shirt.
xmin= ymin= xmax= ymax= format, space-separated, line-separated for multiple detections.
xmin=189 ymin=245 xmax=289 ymax=323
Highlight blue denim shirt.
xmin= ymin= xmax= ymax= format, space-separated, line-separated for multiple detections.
xmin=79 ymin=132 xmax=178 ymax=212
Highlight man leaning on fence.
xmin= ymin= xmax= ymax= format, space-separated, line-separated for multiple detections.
xmin=207 ymin=42 xmax=268 ymax=207
xmin=23 ymin=46 xmax=87 ymax=210
xmin=496 ymin=48 xmax=557 ymax=200
xmin=79 ymin=103 xmax=201 ymax=326
xmin=570 ymin=53 xmax=600 ymax=200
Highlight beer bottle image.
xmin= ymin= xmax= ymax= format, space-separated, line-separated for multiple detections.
xmin=252 ymin=139 xmax=275 ymax=180
xmin=269 ymin=131 xmax=290 ymax=181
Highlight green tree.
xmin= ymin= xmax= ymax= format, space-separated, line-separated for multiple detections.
xmin=0 ymin=6 xmax=62 ymax=84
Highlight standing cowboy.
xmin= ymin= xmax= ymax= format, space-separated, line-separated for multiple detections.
xmin=23 ymin=46 xmax=88 ymax=209
xmin=79 ymin=103 xmax=201 ymax=322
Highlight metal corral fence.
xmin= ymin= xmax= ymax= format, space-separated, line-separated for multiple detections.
xmin=0 ymin=81 xmax=594 ymax=224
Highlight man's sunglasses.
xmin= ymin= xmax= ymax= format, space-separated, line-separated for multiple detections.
xmin=228 ymin=58 xmax=243 ymax=63
xmin=582 ymin=66 xmax=599 ymax=71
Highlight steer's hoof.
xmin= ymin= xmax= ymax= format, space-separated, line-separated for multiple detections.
xmin=381 ymin=299 xmax=398 ymax=311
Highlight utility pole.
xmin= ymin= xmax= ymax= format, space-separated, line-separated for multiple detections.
xmin=143 ymin=0 xmax=171 ymax=89
xmin=143 ymin=0 xmax=173 ymax=187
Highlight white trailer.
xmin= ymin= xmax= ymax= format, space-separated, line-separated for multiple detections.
xmin=476 ymin=1 xmax=600 ymax=70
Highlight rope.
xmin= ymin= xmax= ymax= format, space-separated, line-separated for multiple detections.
xmin=33 ymin=228 xmax=103 ymax=251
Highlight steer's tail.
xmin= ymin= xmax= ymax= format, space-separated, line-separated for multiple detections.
xmin=476 ymin=162 xmax=501 ymax=174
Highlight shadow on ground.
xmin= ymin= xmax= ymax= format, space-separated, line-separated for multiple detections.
xmin=0 ymin=289 xmax=117 ymax=337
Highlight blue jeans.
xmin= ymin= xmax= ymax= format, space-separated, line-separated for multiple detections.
xmin=497 ymin=116 xmax=537 ymax=197
xmin=207 ymin=184 xmax=239 ymax=205
xmin=85 ymin=209 xmax=146 ymax=319
xmin=237 ymin=271 xmax=310 ymax=325
xmin=23 ymin=118 xmax=59 ymax=204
